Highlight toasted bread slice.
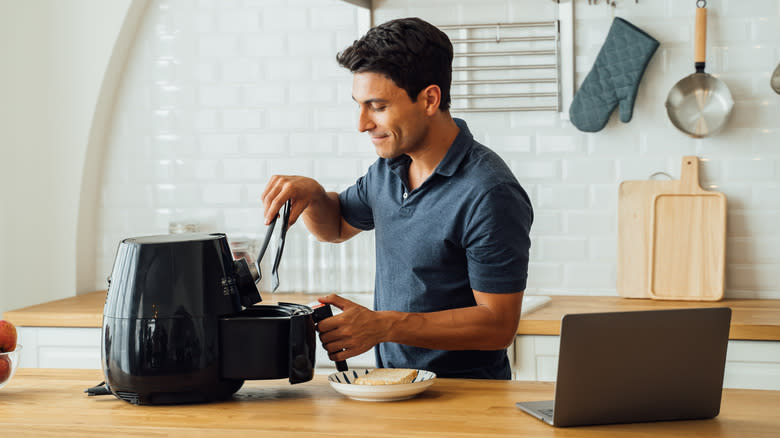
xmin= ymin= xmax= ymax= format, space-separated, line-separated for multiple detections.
xmin=354 ymin=368 xmax=418 ymax=385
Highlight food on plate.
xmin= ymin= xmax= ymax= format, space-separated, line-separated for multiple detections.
xmin=0 ymin=355 xmax=11 ymax=384
xmin=354 ymin=368 xmax=418 ymax=385
xmin=0 ymin=320 xmax=17 ymax=352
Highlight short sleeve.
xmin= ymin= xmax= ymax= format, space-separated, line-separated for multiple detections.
xmin=463 ymin=182 xmax=533 ymax=293
xmin=338 ymin=174 xmax=375 ymax=231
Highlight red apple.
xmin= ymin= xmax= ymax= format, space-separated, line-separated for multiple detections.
xmin=0 ymin=320 xmax=18 ymax=352
xmin=0 ymin=356 xmax=11 ymax=384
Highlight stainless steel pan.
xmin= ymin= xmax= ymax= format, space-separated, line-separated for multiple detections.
xmin=665 ymin=2 xmax=733 ymax=138
xmin=771 ymin=62 xmax=780 ymax=94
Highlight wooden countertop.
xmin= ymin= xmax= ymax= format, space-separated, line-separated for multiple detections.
xmin=4 ymin=291 xmax=780 ymax=341
xmin=1 ymin=369 xmax=778 ymax=437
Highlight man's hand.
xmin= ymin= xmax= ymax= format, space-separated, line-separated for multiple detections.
xmin=315 ymin=290 xmax=524 ymax=359
xmin=261 ymin=175 xmax=360 ymax=242
xmin=261 ymin=175 xmax=326 ymax=226
xmin=315 ymin=294 xmax=391 ymax=362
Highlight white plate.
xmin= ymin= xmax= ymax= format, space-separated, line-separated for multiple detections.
xmin=328 ymin=369 xmax=436 ymax=402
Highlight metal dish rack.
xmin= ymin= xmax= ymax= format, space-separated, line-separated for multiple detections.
xmin=439 ymin=21 xmax=561 ymax=113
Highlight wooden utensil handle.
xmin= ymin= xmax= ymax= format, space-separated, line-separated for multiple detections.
xmin=695 ymin=7 xmax=707 ymax=67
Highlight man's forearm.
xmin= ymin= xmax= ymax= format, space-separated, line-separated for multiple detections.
xmin=301 ymin=191 xmax=349 ymax=243
xmin=377 ymin=304 xmax=520 ymax=351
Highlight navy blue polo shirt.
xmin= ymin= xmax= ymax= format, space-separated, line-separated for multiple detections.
xmin=338 ymin=118 xmax=533 ymax=379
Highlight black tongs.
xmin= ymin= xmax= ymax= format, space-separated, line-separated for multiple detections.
xmin=256 ymin=199 xmax=291 ymax=292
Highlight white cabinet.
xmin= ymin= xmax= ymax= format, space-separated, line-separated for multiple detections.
xmin=17 ymin=327 xmax=102 ymax=369
xmin=512 ymin=335 xmax=780 ymax=390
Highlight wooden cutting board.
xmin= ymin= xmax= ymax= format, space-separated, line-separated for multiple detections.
xmin=648 ymin=157 xmax=726 ymax=300
xmin=617 ymin=178 xmax=678 ymax=298
xmin=617 ymin=156 xmax=726 ymax=300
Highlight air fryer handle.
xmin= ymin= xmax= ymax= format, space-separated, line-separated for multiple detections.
xmin=311 ymin=304 xmax=349 ymax=372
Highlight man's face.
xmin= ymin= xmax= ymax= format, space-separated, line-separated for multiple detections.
xmin=352 ymin=72 xmax=429 ymax=159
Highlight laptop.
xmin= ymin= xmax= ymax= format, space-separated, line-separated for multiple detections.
xmin=516 ymin=307 xmax=731 ymax=427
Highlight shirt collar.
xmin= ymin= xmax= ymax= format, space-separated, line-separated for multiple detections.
xmin=434 ymin=118 xmax=473 ymax=177
xmin=386 ymin=118 xmax=473 ymax=178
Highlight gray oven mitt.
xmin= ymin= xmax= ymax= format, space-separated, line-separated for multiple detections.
xmin=569 ymin=17 xmax=659 ymax=133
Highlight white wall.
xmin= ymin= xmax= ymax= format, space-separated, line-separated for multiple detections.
xmin=0 ymin=0 xmax=138 ymax=315
xmin=2 ymin=0 xmax=779 ymax=315
xmin=98 ymin=0 xmax=780 ymax=299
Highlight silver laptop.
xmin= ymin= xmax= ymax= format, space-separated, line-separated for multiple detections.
xmin=516 ymin=307 xmax=731 ymax=427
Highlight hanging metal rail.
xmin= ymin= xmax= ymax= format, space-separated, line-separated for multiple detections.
xmin=438 ymin=21 xmax=561 ymax=113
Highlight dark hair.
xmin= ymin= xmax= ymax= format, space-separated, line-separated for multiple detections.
xmin=336 ymin=17 xmax=454 ymax=111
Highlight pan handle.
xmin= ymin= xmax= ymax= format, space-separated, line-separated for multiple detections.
xmin=695 ymin=4 xmax=707 ymax=72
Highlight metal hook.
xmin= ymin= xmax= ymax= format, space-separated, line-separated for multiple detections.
xmin=495 ymin=23 xmax=501 ymax=43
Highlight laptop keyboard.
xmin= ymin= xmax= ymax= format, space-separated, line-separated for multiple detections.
xmin=539 ymin=408 xmax=554 ymax=418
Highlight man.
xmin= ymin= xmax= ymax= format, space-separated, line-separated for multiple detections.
xmin=262 ymin=17 xmax=532 ymax=379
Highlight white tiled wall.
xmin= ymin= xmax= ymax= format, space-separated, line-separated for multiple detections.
xmin=98 ymin=0 xmax=780 ymax=298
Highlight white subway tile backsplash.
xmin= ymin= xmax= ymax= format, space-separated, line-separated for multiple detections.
xmin=265 ymin=58 xmax=312 ymax=81
xmin=289 ymin=84 xmax=337 ymax=104
xmin=265 ymin=158 xmax=314 ymax=176
xmin=222 ymin=207 xmax=264 ymax=231
xmin=512 ymin=160 xmax=559 ymax=181
xmin=724 ymin=158 xmax=776 ymax=181
xmin=194 ymin=110 xmax=219 ymax=131
xmin=615 ymin=159 xmax=670 ymax=180
xmin=537 ymin=237 xmax=588 ymax=262
xmin=728 ymin=264 xmax=780 ymax=292
xmin=221 ymin=59 xmax=261 ymax=83
xmin=313 ymin=158 xmax=363 ymax=183
xmin=217 ymin=10 xmax=259 ymax=33
xmin=486 ymin=134 xmax=532 ymax=153
xmin=723 ymin=0 xmax=778 ymax=18
xmin=199 ymin=35 xmax=239 ymax=57
xmin=529 ymin=210 xmax=563 ymax=234
xmin=589 ymin=184 xmax=618 ymax=210
xmin=729 ymin=210 xmax=780 ymax=237
xmin=260 ymin=7 xmax=310 ymax=31
xmin=310 ymin=7 xmax=357 ymax=30
xmin=562 ymin=159 xmax=615 ymax=183
xmin=536 ymin=134 xmax=584 ymax=155
xmin=202 ymin=183 xmax=243 ymax=205
xmin=289 ymin=33 xmax=338 ymax=56
xmin=267 ymin=108 xmax=312 ymax=130
xmin=337 ymin=132 xmax=372 ymax=156
xmin=587 ymin=132 xmax=641 ymax=156
xmin=223 ymin=109 xmax=262 ymax=130
xmin=290 ymin=133 xmax=336 ymax=155
xmin=222 ymin=159 xmax=265 ymax=181
xmin=565 ymin=211 xmax=615 ymax=235
xmin=199 ymin=134 xmax=240 ymax=154
xmin=199 ymin=85 xmax=240 ymax=107
xmin=729 ymin=237 xmax=780 ymax=264
xmin=242 ymin=34 xmax=288 ymax=57
xmin=752 ymin=181 xmax=780 ymax=209
xmin=751 ymin=17 xmax=779 ymax=41
xmin=537 ymin=185 xmax=589 ymax=209
xmin=315 ymin=107 xmax=353 ymax=130
xmin=589 ymin=236 xmax=616 ymax=262
xmin=243 ymin=85 xmax=287 ymax=106
xmin=525 ymin=263 xmax=563 ymax=289
xmin=710 ymin=17 xmax=751 ymax=43
xmin=245 ymin=133 xmax=288 ymax=154
xmin=564 ymin=263 xmax=615 ymax=290
xmin=96 ymin=0 xmax=780 ymax=298
xmin=724 ymin=45 xmax=777 ymax=73
xmin=101 ymin=185 xmax=153 ymax=208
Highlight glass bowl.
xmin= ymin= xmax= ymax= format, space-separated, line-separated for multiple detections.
xmin=0 ymin=345 xmax=22 ymax=390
